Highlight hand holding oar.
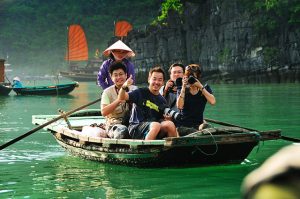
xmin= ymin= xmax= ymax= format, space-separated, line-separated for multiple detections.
xmin=205 ymin=118 xmax=300 ymax=143
xmin=0 ymin=98 xmax=101 ymax=150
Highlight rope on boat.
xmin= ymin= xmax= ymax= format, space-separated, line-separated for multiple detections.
xmin=192 ymin=129 xmax=219 ymax=156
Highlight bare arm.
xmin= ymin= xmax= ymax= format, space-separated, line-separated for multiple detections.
xmin=177 ymin=77 xmax=187 ymax=110
xmin=194 ymin=81 xmax=216 ymax=105
xmin=118 ymin=75 xmax=133 ymax=101
xmin=118 ymin=87 xmax=129 ymax=101
xmin=201 ymin=88 xmax=216 ymax=105
xmin=101 ymin=99 xmax=124 ymax=116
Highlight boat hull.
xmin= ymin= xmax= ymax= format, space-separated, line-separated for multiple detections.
xmin=54 ymin=134 xmax=258 ymax=167
xmin=59 ymin=71 xmax=96 ymax=82
xmin=13 ymin=82 xmax=78 ymax=95
xmin=48 ymin=126 xmax=263 ymax=168
xmin=0 ymin=83 xmax=12 ymax=95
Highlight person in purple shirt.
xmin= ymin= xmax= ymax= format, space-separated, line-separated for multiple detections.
xmin=97 ymin=40 xmax=136 ymax=89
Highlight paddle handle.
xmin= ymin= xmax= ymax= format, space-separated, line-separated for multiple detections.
xmin=205 ymin=118 xmax=299 ymax=143
xmin=205 ymin=118 xmax=257 ymax=131
xmin=0 ymin=98 xmax=101 ymax=150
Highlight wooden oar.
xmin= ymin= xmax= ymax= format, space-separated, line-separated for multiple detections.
xmin=0 ymin=98 xmax=101 ymax=150
xmin=205 ymin=118 xmax=300 ymax=143
xmin=5 ymin=74 xmax=12 ymax=85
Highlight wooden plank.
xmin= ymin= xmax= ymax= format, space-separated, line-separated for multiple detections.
xmin=259 ymin=130 xmax=281 ymax=141
xmin=164 ymin=133 xmax=259 ymax=146
xmin=60 ymin=127 xmax=80 ymax=139
xmin=78 ymin=134 xmax=89 ymax=142
xmin=88 ymin=136 xmax=102 ymax=143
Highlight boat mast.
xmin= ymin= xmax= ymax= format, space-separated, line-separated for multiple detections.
xmin=66 ymin=26 xmax=70 ymax=68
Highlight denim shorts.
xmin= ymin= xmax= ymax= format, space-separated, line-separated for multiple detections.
xmin=129 ymin=122 xmax=151 ymax=139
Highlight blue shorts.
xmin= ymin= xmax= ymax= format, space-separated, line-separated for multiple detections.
xmin=128 ymin=122 xmax=151 ymax=139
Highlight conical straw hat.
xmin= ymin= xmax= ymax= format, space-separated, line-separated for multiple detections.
xmin=103 ymin=40 xmax=135 ymax=57
xmin=13 ymin=76 xmax=21 ymax=81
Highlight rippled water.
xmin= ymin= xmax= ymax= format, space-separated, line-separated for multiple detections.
xmin=0 ymin=82 xmax=299 ymax=198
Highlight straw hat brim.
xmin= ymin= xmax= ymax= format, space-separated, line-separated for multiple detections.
xmin=103 ymin=40 xmax=135 ymax=57
xmin=13 ymin=76 xmax=21 ymax=81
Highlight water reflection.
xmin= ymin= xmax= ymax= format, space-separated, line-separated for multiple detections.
xmin=69 ymin=82 xmax=102 ymax=110
xmin=17 ymin=155 xmax=256 ymax=198
xmin=0 ymin=96 xmax=9 ymax=109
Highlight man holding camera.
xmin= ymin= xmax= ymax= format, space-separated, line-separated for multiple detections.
xmin=177 ymin=64 xmax=216 ymax=131
xmin=160 ymin=63 xmax=185 ymax=112
xmin=118 ymin=66 xmax=178 ymax=140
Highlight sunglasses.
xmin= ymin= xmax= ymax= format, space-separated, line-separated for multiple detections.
xmin=185 ymin=64 xmax=200 ymax=73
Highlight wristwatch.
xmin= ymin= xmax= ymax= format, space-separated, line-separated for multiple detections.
xmin=121 ymin=85 xmax=129 ymax=92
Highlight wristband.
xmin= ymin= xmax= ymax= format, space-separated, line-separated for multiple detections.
xmin=121 ymin=85 xmax=129 ymax=92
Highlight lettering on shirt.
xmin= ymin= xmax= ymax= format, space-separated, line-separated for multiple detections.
xmin=145 ymin=100 xmax=159 ymax=112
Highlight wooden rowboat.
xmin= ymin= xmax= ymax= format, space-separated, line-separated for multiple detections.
xmin=32 ymin=109 xmax=281 ymax=167
xmin=13 ymin=82 xmax=79 ymax=95
xmin=0 ymin=83 xmax=12 ymax=96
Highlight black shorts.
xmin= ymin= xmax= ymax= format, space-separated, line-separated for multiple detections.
xmin=128 ymin=122 xmax=151 ymax=139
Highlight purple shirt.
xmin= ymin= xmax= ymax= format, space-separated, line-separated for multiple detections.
xmin=97 ymin=58 xmax=135 ymax=89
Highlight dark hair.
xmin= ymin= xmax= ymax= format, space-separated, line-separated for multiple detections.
xmin=168 ymin=63 xmax=185 ymax=74
xmin=149 ymin=66 xmax=165 ymax=80
xmin=109 ymin=62 xmax=127 ymax=75
xmin=186 ymin=64 xmax=202 ymax=79
xmin=109 ymin=52 xmax=116 ymax=61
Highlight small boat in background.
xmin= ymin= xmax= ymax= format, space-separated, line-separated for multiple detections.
xmin=13 ymin=82 xmax=79 ymax=95
xmin=59 ymin=59 xmax=101 ymax=82
xmin=0 ymin=59 xmax=12 ymax=96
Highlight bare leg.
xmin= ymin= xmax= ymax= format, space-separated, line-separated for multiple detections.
xmin=160 ymin=120 xmax=178 ymax=137
xmin=145 ymin=122 xmax=161 ymax=140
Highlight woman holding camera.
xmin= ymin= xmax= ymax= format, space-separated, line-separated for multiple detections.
xmin=177 ymin=64 xmax=216 ymax=132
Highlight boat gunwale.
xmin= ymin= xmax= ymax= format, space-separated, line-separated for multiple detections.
xmin=50 ymin=125 xmax=262 ymax=148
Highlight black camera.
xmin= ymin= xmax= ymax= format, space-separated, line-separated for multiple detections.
xmin=167 ymin=80 xmax=176 ymax=92
xmin=175 ymin=77 xmax=182 ymax=87
xmin=188 ymin=76 xmax=197 ymax=84
xmin=167 ymin=78 xmax=182 ymax=92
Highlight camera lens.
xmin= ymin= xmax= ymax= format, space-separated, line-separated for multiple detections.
xmin=163 ymin=108 xmax=181 ymax=121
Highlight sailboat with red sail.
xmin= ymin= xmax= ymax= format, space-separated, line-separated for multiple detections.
xmin=114 ymin=20 xmax=133 ymax=38
xmin=60 ymin=24 xmax=102 ymax=82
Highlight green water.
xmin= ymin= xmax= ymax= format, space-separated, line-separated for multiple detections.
xmin=0 ymin=82 xmax=299 ymax=198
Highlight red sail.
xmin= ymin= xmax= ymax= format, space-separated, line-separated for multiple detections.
xmin=65 ymin=25 xmax=88 ymax=61
xmin=115 ymin=21 xmax=133 ymax=37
